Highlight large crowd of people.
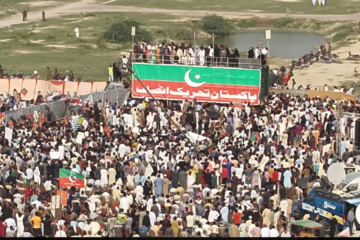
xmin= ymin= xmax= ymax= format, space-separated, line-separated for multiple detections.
xmin=0 ymin=88 xmax=357 ymax=238
xmin=0 ymin=90 xmax=79 ymax=113
xmin=132 ymin=41 xmax=268 ymax=67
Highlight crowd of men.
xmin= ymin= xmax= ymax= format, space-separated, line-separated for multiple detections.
xmin=132 ymin=41 xmax=268 ymax=66
xmin=0 ymin=88 xmax=357 ymax=238
xmin=0 ymin=90 xmax=79 ymax=112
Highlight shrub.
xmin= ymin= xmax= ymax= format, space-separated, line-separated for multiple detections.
xmin=200 ymin=14 xmax=234 ymax=36
xmin=332 ymin=24 xmax=355 ymax=42
xmin=103 ymin=20 xmax=152 ymax=44
xmin=174 ymin=29 xmax=192 ymax=40
xmin=238 ymin=19 xmax=257 ymax=28
xmin=272 ymin=18 xmax=295 ymax=28
xmin=47 ymin=34 xmax=56 ymax=41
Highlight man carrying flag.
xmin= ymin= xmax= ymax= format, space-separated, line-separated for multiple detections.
xmin=283 ymin=64 xmax=294 ymax=85
xmin=24 ymin=178 xmax=31 ymax=203
xmin=59 ymin=169 xmax=85 ymax=188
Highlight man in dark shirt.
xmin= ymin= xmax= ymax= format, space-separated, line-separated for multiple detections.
xmin=329 ymin=214 xmax=338 ymax=238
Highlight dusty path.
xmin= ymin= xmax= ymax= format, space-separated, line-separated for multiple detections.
xmin=1 ymin=0 xmax=360 ymax=28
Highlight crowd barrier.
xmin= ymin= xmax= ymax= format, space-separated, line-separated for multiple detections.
xmin=0 ymin=78 xmax=108 ymax=101
xmin=2 ymin=89 xmax=131 ymax=123
xmin=270 ymin=89 xmax=356 ymax=102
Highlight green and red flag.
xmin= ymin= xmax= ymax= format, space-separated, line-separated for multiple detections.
xmin=146 ymin=49 xmax=155 ymax=63
xmin=59 ymin=169 xmax=85 ymax=188
xmin=104 ymin=125 xmax=110 ymax=137
xmin=20 ymin=88 xmax=28 ymax=96
xmin=283 ymin=64 xmax=294 ymax=84
xmin=132 ymin=63 xmax=261 ymax=104
xmin=24 ymin=179 xmax=31 ymax=203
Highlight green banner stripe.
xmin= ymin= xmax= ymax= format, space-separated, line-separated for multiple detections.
xmin=59 ymin=168 xmax=84 ymax=180
xmin=133 ymin=63 xmax=261 ymax=87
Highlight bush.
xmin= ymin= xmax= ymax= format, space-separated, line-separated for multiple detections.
xmin=238 ymin=19 xmax=257 ymax=28
xmin=332 ymin=24 xmax=355 ymax=42
xmin=47 ymin=34 xmax=56 ymax=41
xmin=103 ymin=20 xmax=152 ymax=44
xmin=200 ymin=14 xmax=234 ymax=36
xmin=272 ymin=18 xmax=295 ymax=28
xmin=174 ymin=29 xmax=192 ymax=40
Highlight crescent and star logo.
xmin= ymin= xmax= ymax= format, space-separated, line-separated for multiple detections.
xmin=69 ymin=172 xmax=77 ymax=183
xmin=184 ymin=69 xmax=205 ymax=88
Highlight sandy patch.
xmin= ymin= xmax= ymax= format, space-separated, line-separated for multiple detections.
xmin=276 ymin=41 xmax=360 ymax=89
xmin=19 ymin=1 xmax=61 ymax=7
xmin=101 ymin=0 xmax=117 ymax=4
xmin=0 ymin=39 xmax=11 ymax=42
xmin=68 ymin=17 xmax=92 ymax=24
xmin=276 ymin=0 xmax=301 ymax=2
xmin=247 ymin=10 xmax=264 ymax=13
xmin=30 ymin=39 xmax=45 ymax=43
xmin=39 ymin=26 xmax=64 ymax=29
xmin=14 ymin=50 xmax=35 ymax=54
xmin=46 ymin=44 xmax=78 ymax=48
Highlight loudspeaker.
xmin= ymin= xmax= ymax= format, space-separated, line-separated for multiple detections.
xmin=355 ymin=120 xmax=360 ymax=150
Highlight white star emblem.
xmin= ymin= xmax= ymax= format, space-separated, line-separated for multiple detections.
xmin=194 ymin=74 xmax=201 ymax=80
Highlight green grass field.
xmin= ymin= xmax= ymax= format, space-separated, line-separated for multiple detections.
xmin=98 ymin=0 xmax=360 ymax=14
xmin=0 ymin=12 xmax=196 ymax=81
xmin=0 ymin=10 xmax=356 ymax=81
xmin=0 ymin=0 xmax=81 ymax=18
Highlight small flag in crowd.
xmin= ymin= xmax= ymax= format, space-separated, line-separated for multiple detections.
xmin=24 ymin=179 xmax=31 ymax=203
xmin=283 ymin=64 xmax=294 ymax=84
xmin=20 ymin=88 xmax=28 ymax=96
xmin=59 ymin=168 xmax=85 ymax=188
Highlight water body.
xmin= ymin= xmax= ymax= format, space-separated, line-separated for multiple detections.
xmin=200 ymin=30 xmax=326 ymax=59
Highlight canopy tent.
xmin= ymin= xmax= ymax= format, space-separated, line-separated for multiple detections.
xmin=291 ymin=220 xmax=323 ymax=230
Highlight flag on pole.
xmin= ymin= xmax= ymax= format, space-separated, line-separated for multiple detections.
xmin=194 ymin=31 xmax=196 ymax=40
xmin=24 ymin=179 xmax=31 ymax=203
xmin=104 ymin=125 xmax=110 ymax=137
xmin=59 ymin=169 xmax=85 ymax=188
xmin=40 ymin=112 xmax=45 ymax=126
xmin=283 ymin=64 xmax=294 ymax=84
xmin=20 ymin=88 xmax=28 ymax=96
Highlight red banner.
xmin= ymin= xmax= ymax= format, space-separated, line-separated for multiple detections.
xmin=0 ymin=78 xmax=107 ymax=101
xmin=133 ymin=80 xmax=260 ymax=104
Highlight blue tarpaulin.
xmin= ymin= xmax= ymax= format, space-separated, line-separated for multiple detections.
xmin=345 ymin=199 xmax=360 ymax=206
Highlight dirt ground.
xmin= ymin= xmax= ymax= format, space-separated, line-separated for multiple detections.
xmin=269 ymin=42 xmax=360 ymax=90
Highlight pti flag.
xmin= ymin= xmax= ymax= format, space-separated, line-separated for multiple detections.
xmin=24 ymin=179 xmax=31 ymax=203
xmin=132 ymin=63 xmax=261 ymax=104
xmin=59 ymin=169 xmax=85 ymax=188
xmin=20 ymin=88 xmax=28 ymax=96
xmin=283 ymin=64 xmax=294 ymax=84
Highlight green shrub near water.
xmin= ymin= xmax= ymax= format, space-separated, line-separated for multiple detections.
xmin=331 ymin=24 xmax=356 ymax=42
xmin=238 ymin=19 xmax=257 ymax=28
xmin=103 ymin=20 xmax=152 ymax=44
xmin=272 ymin=18 xmax=295 ymax=28
xmin=200 ymin=14 xmax=234 ymax=36
xmin=174 ymin=29 xmax=193 ymax=40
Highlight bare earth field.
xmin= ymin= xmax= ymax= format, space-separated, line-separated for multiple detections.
xmin=0 ymin=0 xmax=360 ymax=86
